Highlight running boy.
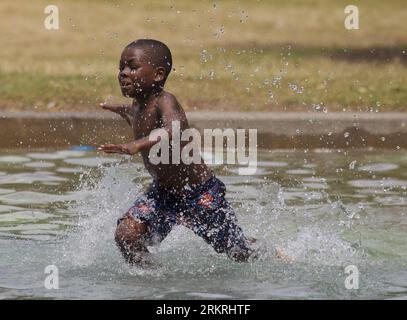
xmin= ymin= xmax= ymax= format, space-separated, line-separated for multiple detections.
xmin=98 ymin=39 xmax=258 ymax=264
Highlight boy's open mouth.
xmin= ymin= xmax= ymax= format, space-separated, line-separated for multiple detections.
xmin=120 ymin=82 xmax=134 ymax=91
xmin=120 ymin=81 xmax=133 ymax=88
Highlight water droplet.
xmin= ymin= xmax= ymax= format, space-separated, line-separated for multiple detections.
xmin=312 ymin=104 xmax=321 ymax=111
xmin=288 ymin=83 xmax=304 ymax=94
xmin=349 ymin=160 xmax=357 ymax=170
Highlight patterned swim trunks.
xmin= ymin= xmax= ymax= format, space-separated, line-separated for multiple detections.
xmin=118 ymin=176 xmax=255 ymax=260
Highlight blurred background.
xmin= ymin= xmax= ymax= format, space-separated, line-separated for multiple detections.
xmin=0 ymin=0 xmax=406 ymax=112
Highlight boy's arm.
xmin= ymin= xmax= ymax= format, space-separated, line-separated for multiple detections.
xmin=98 ymin=94 xmax=186 ymax=155
xmin=157 ymin=93 xmax=189 ymax=140
xmin=98 ymin=136 xmax=156 ymax=155
xmin=99 ymin=102 xmax=135 ymax=127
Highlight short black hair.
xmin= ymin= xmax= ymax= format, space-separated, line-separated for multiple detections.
xmin=126 ymin=39 xmax=172 ymax=82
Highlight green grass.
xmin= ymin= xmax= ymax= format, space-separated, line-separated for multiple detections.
xmin=0 ymin=0 xmax=406 ymax=112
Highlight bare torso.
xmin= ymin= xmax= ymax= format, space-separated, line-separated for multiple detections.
xmin=131 ymin=91 xmax=213 ymax=191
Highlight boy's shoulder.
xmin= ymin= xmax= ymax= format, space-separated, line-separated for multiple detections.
xmin=157 ymin=90 xmax=183 ymax=114
xmin=156 ymin=90 xmax=188 ymax=126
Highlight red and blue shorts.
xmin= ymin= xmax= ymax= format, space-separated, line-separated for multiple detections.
xmin=118 ymin=176 xmax=254 ymax=260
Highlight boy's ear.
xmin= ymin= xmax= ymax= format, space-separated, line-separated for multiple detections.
xmin=154 ymin=67 xmax=166 ymax=82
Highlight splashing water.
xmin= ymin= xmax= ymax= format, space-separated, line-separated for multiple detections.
xmin=1 ymin=149 xmax=406 ymax=299
xmin=60 ymin=160 xmax=145 ymax=269
xmin=60 ymin=160 xmax=365 ymax=294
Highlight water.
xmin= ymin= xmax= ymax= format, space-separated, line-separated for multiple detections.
xmin=0 ymin=148 xmax=406 ymax=299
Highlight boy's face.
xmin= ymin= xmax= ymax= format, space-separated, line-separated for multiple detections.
xmin=118 ymin=46 xmax=160 ymax=98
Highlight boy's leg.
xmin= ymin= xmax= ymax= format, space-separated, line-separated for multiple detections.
xmin=115 ymin=196 xmax=174 ymax=264
xmin=115 ymin=213 xmax=149 ymax=264
xmin=184 ymin=178 xmax=256 ymax=262
xmin=210 ymin=203 xmax=258 ymax=262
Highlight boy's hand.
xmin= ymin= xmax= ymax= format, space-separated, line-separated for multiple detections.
xmin=99 ymin=102 xmax=132 ymax=126
xmin=98 ymin=141 xmax=139 ymax=155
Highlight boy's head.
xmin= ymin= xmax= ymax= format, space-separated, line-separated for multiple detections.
xmin=118 ymin=39 xmax=172 ymax=98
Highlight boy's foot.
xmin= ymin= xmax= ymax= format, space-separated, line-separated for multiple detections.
xmin=246 ymin=236 xmax=257 ymax=244
xmin=275 ymin=248 xmax=294 ymax=263
xmin=245 ymin=237 xmax=294 ymax=262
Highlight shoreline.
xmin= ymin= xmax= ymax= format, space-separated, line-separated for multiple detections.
xmin=0 ymin=111 xmax=406 ymax=149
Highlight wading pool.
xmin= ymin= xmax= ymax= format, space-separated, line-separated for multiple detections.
xmin=0 ymin=148 xmax=406 ymax=299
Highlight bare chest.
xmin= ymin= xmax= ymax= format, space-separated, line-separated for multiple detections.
xmin=132 ymin=109 xmax=162 ymax=139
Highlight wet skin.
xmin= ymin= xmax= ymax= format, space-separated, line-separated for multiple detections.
xmin=98 ymin=46 xmax=216 ymax=264
xmin=99 ymin=46 xmax=213 ymax=191
xmin=98 ymin=45 xmax=287 ymax=263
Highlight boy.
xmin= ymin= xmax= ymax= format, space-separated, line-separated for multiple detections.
xmin=98 ymin=39 xmax=258 ymax=264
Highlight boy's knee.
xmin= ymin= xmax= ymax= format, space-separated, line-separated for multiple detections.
xmin=115 ymin=214 xmax=149 ymax=253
